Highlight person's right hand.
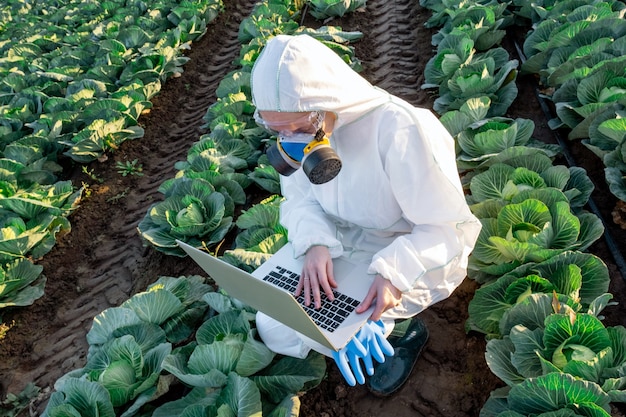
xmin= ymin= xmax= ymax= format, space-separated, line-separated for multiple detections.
xmin=295 ymin=245 xmax=338 ymax=309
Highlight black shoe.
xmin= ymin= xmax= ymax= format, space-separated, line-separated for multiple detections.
xmin=366 ymin=317 xmax=429 ymax=397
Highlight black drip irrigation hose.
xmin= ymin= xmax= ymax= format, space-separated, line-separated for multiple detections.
xmin=513 ymin=41 xmax=626 ymax=284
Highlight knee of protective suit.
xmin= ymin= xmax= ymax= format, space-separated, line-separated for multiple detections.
xmin=255 ymin=311 xmax=311 ymax=359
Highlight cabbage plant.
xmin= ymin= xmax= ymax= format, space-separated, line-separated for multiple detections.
xmin=467 ymin=148 xmax=595 ymax=211
xmin=520 ymin=0 xmax=626 ymax=86
xmin=237 ymin=1 xmax=302 ymax=45
xmin=0 ymin=180 xmax=81 ymax=263
xmin=0 ymin=214 xmax=69 ymax=264
xmin=249 ymin=154 xmax=281 ymax=194
xmin=159 ymin=290 xmax=325 ymax=416
xmin=137 ymin=177 xmax=235 ymax=256
xmin=550 ymin=59 xmax=626 ymax=132
xmin=468 ymin=187 xmax=604 ymax=283
xmin=423 ymin=33 xmax=519 ymax=117
xmin=467 ymin=250 xmax=610 ymax=337
xmin=584 ymin=106 xmax=626 ymax=201
xmin=43 ymin=378 xmax=116 ymax=417
xmin=605 ymin=142 xmax=626 ymax=203
xmin=430 ymin=3 xmax=510 ymax=51
xmin=174 ymin=133 xmax=257 ymax=178
xmin=307 ymin=0 xmax=366 ymax=19
xmin=43 ymin=275 xmax=214 ymax=417
xmin=222 ymin=194 xmax=288 ymax=272
xmin=486 ymin=310 xmax=626 ymax=402
xmin=1 ymin=136 xmax=65 ymax=186
xmin=440 ymin=96 xmax=555 ymax=170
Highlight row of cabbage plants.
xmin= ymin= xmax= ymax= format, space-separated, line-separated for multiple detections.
xmin=419 ymin=0 xmax=626 ymax=414
xmin=136 ymin=0 xmax=366 ymax=268
xmin=0 ymin=0 xmax=224 ymax=311
xmin=517 ymin=0 xmax=626 ymax=202
xmin=39 ymin=1 xmax=367 ymax=416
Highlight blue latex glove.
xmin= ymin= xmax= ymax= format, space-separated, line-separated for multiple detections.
xmin=331 ymin=320 xmax=395 ymax=386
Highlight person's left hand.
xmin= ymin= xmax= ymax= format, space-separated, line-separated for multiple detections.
xmin=356 ymin=274 xmax=402 ymax=321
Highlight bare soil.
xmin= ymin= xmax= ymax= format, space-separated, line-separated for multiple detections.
xmin=1 ymin=0 xmax=625 ymax=416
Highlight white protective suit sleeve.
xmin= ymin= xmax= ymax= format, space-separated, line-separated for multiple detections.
xmin=366 ymin=102 xmax=481 ymax=309
xmin=278 ymin=171 xmax=344 ymax=259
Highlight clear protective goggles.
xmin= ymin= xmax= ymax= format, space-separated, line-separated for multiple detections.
xmin=253 ymin=110 xmax=325 ymax=137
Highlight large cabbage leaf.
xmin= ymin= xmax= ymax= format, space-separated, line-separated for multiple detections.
xmin=480 ymin=372 xmax=611 ymax=417
xmin=42 ymin=378 xmax=116 ymax=417
xmin=83 ymin=335 xmax=172 ymax=407
xmin=0 ymin=258 xmax=46 ymax=308
xmin=221 ymin=194 xmax=288 ymax=271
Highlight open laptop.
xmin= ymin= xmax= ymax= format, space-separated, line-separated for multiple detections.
xmin=176 ymin=240 xmax=374 ymax=351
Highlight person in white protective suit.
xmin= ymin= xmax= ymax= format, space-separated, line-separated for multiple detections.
xmin=250 ymin=34 xmax=481 ymax=396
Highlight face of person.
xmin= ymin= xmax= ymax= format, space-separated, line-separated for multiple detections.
xmin=256 ymin=111 xmax=335 ymax=136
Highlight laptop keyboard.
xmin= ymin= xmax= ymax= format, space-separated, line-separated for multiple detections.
xmin=263 ymin=266 xmax=361 ymax=332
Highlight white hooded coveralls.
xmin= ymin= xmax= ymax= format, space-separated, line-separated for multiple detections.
xmin=251 ymin=34 xmax=482 ymax=358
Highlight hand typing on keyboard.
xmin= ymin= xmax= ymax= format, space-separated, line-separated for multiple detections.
xmin=295 ymin=245 xmax=338 ymax=309
xmin=264 ymin=265 xmax=360 ymax=333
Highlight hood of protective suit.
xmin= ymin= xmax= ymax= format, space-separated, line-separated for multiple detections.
xmin=251 ymin=34 xmax=390 ymax=129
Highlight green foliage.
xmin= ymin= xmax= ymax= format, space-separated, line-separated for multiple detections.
xmin=115 ymin=159 xmax=144 ymax=177
xmin=157 ymin=290 xmax=325 ymax=416
xmin=485 ymin=304 xmax=626 ymax=402
xmin=307 ymin=0 xmax=367 ymax=20
xmin=137 ymin=177 xmax=235 ymax=257
xmin=430 ymin=3 xmax=512 ymax=51
xmin=0 ymin=258 xmax=46 ymax=309
xmin=480 ymin=372 xmax=612 ymax=416
xmin=0 ymin=0 xmax=224 ymax=312
xmin=422 ymin=0 xmax=626 ymax=413
xmin=516 ymin=0 xmax=626 ymax=202
xmin=238 ymin=2 xmax=302 ymax=44
xmin=249 ymin=154 xmax=281 ymax=194
xmin=468 ymin=186 xmax=604 ymax=282
xmin=222 ymin=194 xmax=288 ymax=272
xmin=423 ymin=33 xmax=519 ymax=117
xmin=0 ymin=0 xmax=224 ymax=164
xmin=466 ymin=147 xmax=595 ymax=211
xmin=440 ymin=97 xmax=559 ymax=170
xmin=43 ymin=275 xmax=214 ymax=417
xmin=0 ymin=382 xmax=40 ymax=417
xmin=466 ymin=251 xmax=610 ymax=337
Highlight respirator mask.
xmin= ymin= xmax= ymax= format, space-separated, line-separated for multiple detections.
xmin=255 ymin=110 xmax=342 ymax=184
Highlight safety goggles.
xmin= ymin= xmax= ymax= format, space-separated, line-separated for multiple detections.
xmin=254 ymin=110 xmax=325 ymax=136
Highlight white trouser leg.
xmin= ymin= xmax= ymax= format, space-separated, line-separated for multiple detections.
xmin=256 ymin=312 xmax=312 ymax=359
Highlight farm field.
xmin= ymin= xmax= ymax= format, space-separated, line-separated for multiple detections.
xmin=1 ymin=0 xmax=626 ymax=416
